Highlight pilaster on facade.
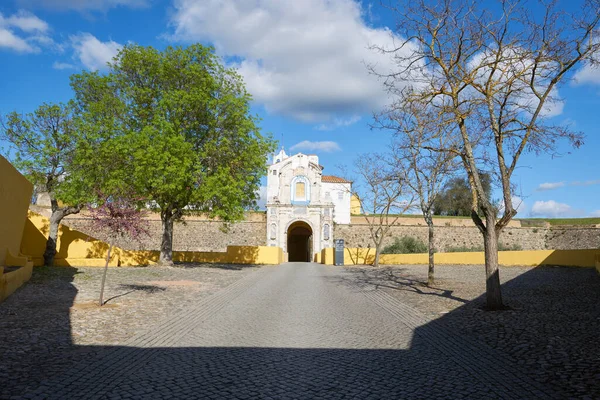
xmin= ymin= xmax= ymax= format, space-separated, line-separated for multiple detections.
xmin=265 ymin=149 xmax=351 ymax=261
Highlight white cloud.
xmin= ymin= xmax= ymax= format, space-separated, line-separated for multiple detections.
xmin=255 ymin=185 xmax=267 ymax=210
xmin=530 ymin=200 xmax=581 ymax=218
xmin=511 ymin=196 xmax=527 ymax=215
xmin=498 ymin=196 xmax=527 ymax=216
xmin=315 ymin=115 xmax=361 ymax=131
xmin=16 ymin=0 xmax=148 ymax=12
xmin=0 ymin=27 xmax=34 ymax=52
xmin=168 ymin=0 xmax=406 ymax=122
xmin=573 ymin=64 xmax=600 ymax=86
xmin=513 ymin=197 xmax=526 ymax=214
xmin=573 ymin=45 xmax=600 ymax=87
xmin=52 ymin=61 xmax=76 ymax=70
xmin=0 ymin=11 xmax=51 ymax=53
xmin=536 ymin=181 xmax=565 ymax=191
xmin=572 ymin=35 xmax=600 ymax=87
xmin=290 ymin=140 xmax=341 ymax=153
xmin=4 ymin=10 xmax=49 ymax=33
xmin=70 ymin=33 xmax=122 ymax=71
xmin=468 ymin=48 xmax=565 ymax=118
xmin=590 ymin=210 xmax=600 ymax=217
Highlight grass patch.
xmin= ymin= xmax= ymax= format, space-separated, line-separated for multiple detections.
xmin=518 ymin=218 xmax=600 ymax=226
xmin=352 ymin=213 xmax=470 ymax=219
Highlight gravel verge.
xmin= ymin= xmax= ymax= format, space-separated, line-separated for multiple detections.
xmin=0 ymin=263 xmax=259 ymax=399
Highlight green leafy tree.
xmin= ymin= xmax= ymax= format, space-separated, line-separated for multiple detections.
xmin=1 ymin=103 xmax=93 ymax=266
xmin=433 ymin=173 xmax=493 ymax=217
xmin=71 ymin=44 xmax=276 ymax=265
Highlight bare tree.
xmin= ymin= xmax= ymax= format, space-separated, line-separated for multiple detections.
xmin=353 ymin=153 xmax=414 ymax=267
xmin=376 ymin=102 xmax=458 ymax=285
xmin=372 ymin=0 xmax=600 ymax=309
xmin=88 ymin=195 xmax=150 ymax=306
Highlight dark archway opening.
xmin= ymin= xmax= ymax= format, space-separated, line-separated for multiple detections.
xmin=287 ymin=221 xmax=313 ymax=262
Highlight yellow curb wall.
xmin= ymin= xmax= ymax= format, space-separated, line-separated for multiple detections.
xmin=320 ymin=247 xmax=600 ymax=268
xmin=23 ymin=211 xmax=284 ymax=267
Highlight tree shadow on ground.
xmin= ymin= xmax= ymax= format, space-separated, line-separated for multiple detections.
xmin=430 ymin=266 xmax=600 ymax=398
xmin=337 ymin=266 xmax=469 ymax=304
xmin=103 ymin=284 xmax=167 ymax=304
xmin=173 ymin=262 xmax=255 ymax=271
xmin=0 ymin=266 xmax=80 ymax=397
xmin=20 ymin=345 xmax=526 ymax=399
xmin=2 ymin=263 xmax=600 ymax=399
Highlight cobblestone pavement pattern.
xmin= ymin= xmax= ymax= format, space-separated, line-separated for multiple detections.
xmin=1 ymin=264 xmax=259 ymax=398
xmin=27 ymin=263 xmax=559 ymax=399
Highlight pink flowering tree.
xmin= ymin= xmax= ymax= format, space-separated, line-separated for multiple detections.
xmin=88 ymin=195 xmax=150 ymax=306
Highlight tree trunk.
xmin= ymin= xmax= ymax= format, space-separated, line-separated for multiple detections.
xmin=373 ymin=242 xmax=382 ymax=268
xmin=43 ymin=210 xmax=63 ymax=267
xmin=159 ymin=209 xmax=175 ymax=266
xmin=99 ymin=244 xmax=112 ymax=306
xmin=426 ymin=216 xmax=435 ymax=286
xmin=482 ymin=221 xmax=504 ymax=310
xmin=43 ymin=198 xmax=82 ymax=267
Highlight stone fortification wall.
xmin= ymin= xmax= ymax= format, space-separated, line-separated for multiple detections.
xmin=350 ymin=215 xmax=522 ymax=228
xmin=544 ymin=227 xmax=600 ymax=250
xmin=335 ymin=225 xmax=545 ymax=252
xmin=335 ymin=224 xmax=600 ymax=252
xmin=56 ymin=208 xmax=598 ymax=253
xmin=63 ymin=218 xmax=267 ymax=252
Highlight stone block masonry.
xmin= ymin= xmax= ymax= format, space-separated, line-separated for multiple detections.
xmin=335 ymin=224 xmax=600 ymax=252
xmin=63 ymin=218 xmax=267 ymax=252
xmin=60 ymin=212 xmax=600 ymax=253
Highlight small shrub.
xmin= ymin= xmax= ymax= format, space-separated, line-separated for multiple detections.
xmin=498 ymin=243 xmax=522 ymax=251
xmin=382 ymin=236 xmax=428 ymax=254
xmin=445 ymin=243 xmax=523 ymax=252
xmin=446 ymin=245 xmax=484 ymax=253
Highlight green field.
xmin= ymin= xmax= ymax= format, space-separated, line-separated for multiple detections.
xmin=352 ymin=213 xmax=600 ymax=226
xmin=517 ymin=218 xmax=600 ymax=226
xmin=351 ymin=214 xmax=471 ymax=219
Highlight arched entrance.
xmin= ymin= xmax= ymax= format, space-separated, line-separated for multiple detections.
xmin=287 ymin=221 xmax=313 ymax=262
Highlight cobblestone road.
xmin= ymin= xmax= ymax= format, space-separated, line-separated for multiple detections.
xmin=27 ymin=263 xmax=558 ymax=399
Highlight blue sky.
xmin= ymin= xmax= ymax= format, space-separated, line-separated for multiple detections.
xmin=1 ymin=0 xmax=599 ymax=218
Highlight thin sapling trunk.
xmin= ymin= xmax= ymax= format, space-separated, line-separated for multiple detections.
xmin=99 ymin=244 xmax=112 ymax=306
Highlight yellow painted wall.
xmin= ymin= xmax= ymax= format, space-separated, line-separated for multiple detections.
xmin=22 ymin=211 xmax=284 ymax=267
xmin=0 ymin=156 xmax=35 ymax=302
xmin=321 ymin=248 xmax=334 ymax=265
xmin=350 ymin=195 xmax=361 ymax=215
xmin=321 ymin=247 xmax=600 ymax=268
xmin=436 ymin=249 xmax=599 ymax=267
xmin=0 ymin=156 xmax=33 ymax=266
xmin=0 ymin=263 xmax=33 ymax=303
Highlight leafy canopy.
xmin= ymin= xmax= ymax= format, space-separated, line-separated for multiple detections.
xmin=70 ymin=44 xmax=275 ymax=220
xmin=1 ymin=102 xmax=95 ymax=206
xmin=433 ymin=173 xmax=493 ymax=217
